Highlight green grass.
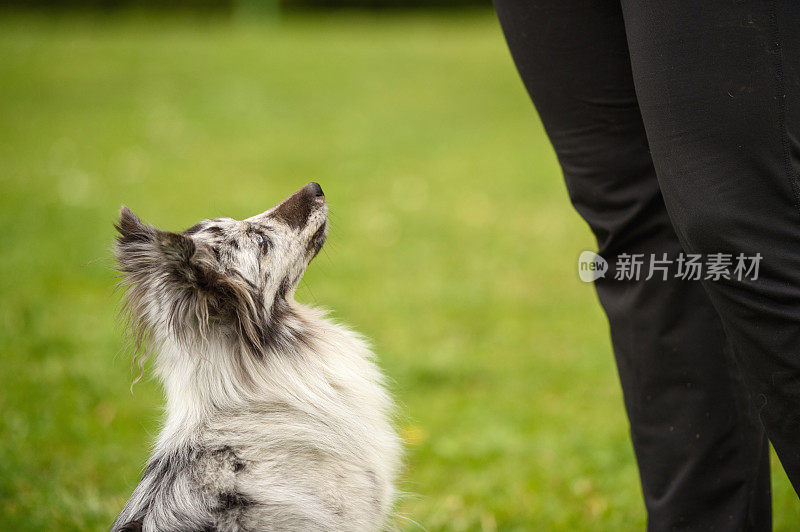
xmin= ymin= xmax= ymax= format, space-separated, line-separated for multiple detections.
xmin=0 ymin=11 xmax=796 ymax=530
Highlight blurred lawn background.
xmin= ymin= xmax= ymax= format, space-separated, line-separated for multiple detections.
xmin=0 ymin=7 xmax=797 ymax=531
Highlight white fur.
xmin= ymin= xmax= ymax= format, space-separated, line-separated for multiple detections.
xmin=112 ymin=185 xmax=402 ymax=532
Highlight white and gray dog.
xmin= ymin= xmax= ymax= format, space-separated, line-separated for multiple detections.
xmin=111 ymin=183 xmax=401 ymax=532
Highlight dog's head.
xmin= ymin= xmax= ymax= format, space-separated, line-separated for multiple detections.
xmin=115 ymin=183 xmax=328 ymax=358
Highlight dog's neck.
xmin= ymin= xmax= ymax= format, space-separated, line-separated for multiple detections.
xmin=152 ymin=306 xmax=321 ymax=448
xmin=155 ymin=336 xmax=238 ymax=445
xmin=149 ymin=305 xmax=395 ymax=462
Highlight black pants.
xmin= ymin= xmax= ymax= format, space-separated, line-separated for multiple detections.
xmin=494 ymin=1 xmax=800 ymax=530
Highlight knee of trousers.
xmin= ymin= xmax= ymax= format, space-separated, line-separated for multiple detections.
xmin=553 ymin=133 xmax=670 ymax=251
xmin=666 ymin=201 xmax=740 ymax=254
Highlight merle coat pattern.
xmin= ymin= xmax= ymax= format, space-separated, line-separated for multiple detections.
xmin=111 ymin=183 xmax=401 ymax=532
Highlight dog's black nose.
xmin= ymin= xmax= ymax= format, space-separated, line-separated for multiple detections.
xmin=307 ymin=182 xmax=324 ymax=197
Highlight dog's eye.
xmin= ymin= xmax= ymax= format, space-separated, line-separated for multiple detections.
xmin=252 ymin=232 xmax=271 ymax=254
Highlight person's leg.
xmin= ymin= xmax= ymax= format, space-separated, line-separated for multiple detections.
xmin=493 ymin=1 xmax=771 ymax=529
xmin=619 ymin=0 xmax=800 ymax=495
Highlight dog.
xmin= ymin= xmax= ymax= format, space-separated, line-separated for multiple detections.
xmin=111 ymin=183 xmax=401 ymax=532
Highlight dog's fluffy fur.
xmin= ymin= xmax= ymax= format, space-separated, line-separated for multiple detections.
xmin=111 ymin=183 xmax=401 ymax=532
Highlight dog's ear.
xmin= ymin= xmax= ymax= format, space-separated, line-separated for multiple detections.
xmin=115 ymin=205 xmax=156 ymax=249
xmin=114 ymin=207 xmax=267 ymax=352
xmin=115 ymin=206 xmax=160 ymax=276
xmin=114 ymin=206 xmax=221 ymax=327
xmin=115 ymin=206 xmax=216 ymax=289
xmin=115 ymin=206 xmax=238 ymax=300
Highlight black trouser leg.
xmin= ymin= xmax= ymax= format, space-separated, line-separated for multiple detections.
xmin=494 ymin=1 xmax=771 ymax=529
xmin=620 ymin=0 xmax=800 ymax=494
